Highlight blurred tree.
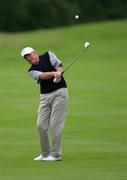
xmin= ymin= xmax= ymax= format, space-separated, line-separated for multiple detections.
xmin=77 ymin=0 xmax=107 ymax=22
xmin=101 ymin=0 xmax=127 ymax=19
xmin=0 ymin=0 xmax=127 ymax=32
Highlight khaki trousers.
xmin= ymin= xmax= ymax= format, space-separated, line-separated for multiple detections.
xmin=36 ymin=88 xmax=68 ymax=158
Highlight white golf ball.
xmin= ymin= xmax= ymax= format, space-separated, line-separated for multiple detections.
xmin=75 ymin=14 xmax=79 ymax=19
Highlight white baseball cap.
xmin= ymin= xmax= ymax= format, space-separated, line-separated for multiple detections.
xmin=21 ymin=47 xmax=35 ymax=58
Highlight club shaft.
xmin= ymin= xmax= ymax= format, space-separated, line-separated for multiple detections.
xmin=62 ymin=48 xmax=85 ymax=74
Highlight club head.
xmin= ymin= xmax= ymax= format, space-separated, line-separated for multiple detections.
xmin=84 ymin=42 xmax=90 ymax=49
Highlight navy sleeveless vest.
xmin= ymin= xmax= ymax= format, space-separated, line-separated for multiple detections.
xmin=28 ymin=52 xmax=67 ymax=94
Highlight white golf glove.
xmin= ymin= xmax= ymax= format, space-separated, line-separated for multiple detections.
xmin=53 ymin=77 xmax=61 ymax=83
xmin=53 ymin=71 xmax=61 ymax=83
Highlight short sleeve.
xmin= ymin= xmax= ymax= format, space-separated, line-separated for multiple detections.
xmin=48 ymin=51 xmax=62 ymax=69
xmin=28 ymin=70 xmax=42 ymax=83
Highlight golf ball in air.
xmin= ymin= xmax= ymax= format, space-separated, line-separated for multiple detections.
xmin=75 ymin=14 xmax=79 ymax=19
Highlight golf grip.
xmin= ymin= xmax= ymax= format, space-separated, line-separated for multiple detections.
xmin=53 ymin=44 xmax=90 ymax=83
xmin=53 ymin=49 xmax=84 ymax=83
xmin=52 ymin=70 xmax=62 ymax=83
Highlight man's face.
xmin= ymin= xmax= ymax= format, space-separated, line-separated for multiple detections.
xmin=25 ymin=51 xmax=39 ymax=65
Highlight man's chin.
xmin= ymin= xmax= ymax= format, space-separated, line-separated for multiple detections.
xmin=32 ymin=61 xmax=39 ymax=65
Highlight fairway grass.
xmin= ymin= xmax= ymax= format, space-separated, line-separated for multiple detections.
xmin=0 ymin=20 xmax=127 ymax=180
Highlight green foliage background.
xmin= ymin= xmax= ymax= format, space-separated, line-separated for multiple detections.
xmin=0 ymin=0 xmax=127 ymax=32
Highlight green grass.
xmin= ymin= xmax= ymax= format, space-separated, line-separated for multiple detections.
xmin=0 ymin=20 xmax=127 ymax=180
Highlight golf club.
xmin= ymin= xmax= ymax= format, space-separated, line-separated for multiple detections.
xmin=53 ymin=41 xmax=90 ymax=83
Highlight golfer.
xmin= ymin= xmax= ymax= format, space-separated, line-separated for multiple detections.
xmin=21 ymin=47 xmax=68 ymax=161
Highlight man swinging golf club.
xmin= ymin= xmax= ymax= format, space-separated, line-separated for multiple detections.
xmin=21 ymin=48 xmax=68 ymax=161
xmin=21 ymin=42 xmax=89 ymax=161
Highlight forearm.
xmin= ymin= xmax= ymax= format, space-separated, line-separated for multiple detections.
xmin=39 ymin=72 xmax=55 ymax=80
xmin=39 ymin=66 xmax=64 ymax=80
